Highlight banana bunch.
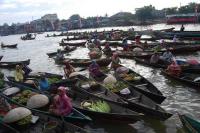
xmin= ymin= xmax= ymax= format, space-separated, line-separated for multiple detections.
xmin=87 ymin=101 xmax=111 ymax=113
xmin=17 ymin=115 xmax=32 ymax=125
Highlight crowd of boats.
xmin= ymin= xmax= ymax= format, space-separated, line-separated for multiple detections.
xmin=0 ymin=26 xmax=200 ymax=132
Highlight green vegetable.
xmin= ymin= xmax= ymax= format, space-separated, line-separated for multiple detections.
xmin=48 ymin=77 xmax=60 ymax=84
xmin=17 ymin=115 xmax=32 ymax=125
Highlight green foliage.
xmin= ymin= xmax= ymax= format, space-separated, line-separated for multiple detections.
xmin=135 ymin=5 xmax=155 ymax=22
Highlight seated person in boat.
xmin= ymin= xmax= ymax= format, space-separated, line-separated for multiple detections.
xmin=111 ymin=52 xmax=121 ymax=70
xmin=173 ymin=35 xmax=177 ymax=43
xmin=20 ymin=63 xmax=32 ymax=78
xmin=150 ymin=52 xmax=160 ymax=64
xmin=56 ymin=49 xmax=64 ymax=61
xmin=102 ymin=43 xmax=112 ymax=54
xmin=93 ymin=38 xmax=101 ymax=50
xmin=180 ymin=24 xmax=185 ymax=32
xmin=166 ymin=61 xmax=182 ymax=77
xmin=39 ymin=77 xmax=50 ymax=91
xmin=122 ymin=38 xmax=129 ymax=51
xmin=63 ymin=61 xmax=75 ymax=78
xmin=89 ymin=60 xmax=104 ymax=78
xmin=89 ymin=46 xmax=102 ymax=59
xmin=135 ymin=34 xmax=141 ymax=44
xmin=64 ymin=45 xmax=70 ymax=51
xmin=160 ymin=49 xmax=174 ymax=64
xmin=49 ymin=86 xmax=72 ymax=116
xmin=14 ymin=65 xmax=24 ymax=82
xmin=0 ymin=96 xmax=11 ymax=112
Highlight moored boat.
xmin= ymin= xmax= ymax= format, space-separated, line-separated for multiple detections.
xmin=1 ymin=43 xmax=18 ymax=48
xmin=0 ymin=81 xmax=92 ymax=124
xmin=114 ymin=65 xmax=165 ymax=104
xmin=54 ymin=58 xmax=111 ymax=67
xmin=0 ymin=59 xmax=30 ymax=69
xmin=46 ymin=47 xmax=77 ymax=57
xmin=90 ymin=73 xmax=172 ymax=120
xmin=59 ymin=41 xmax=87 ymax=47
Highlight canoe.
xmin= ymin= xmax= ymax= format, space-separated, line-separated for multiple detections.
xmin=21 ymin=37 xmax=35 ymax=41
xmin=46 ymin=47 xmax=77 ymax=57
xmin=118 ymin=51 xmax=154 ymax=59
xmin=28 ymin=72 xmax=63 ymax=79
xmin=0 ymin=59 xmax=30 ymax=69
xmin=178 ymin=113 xmax=200 ymax=133
xmin=161 ymin=70 xmax=200 ymax=88
xmin=90 ymin=73 xmax=172 ymax=120
xmin=0 ymin=56 xmax=2 ymax=60
xmin=70 ymin=89 xmax=143 ymax=123
xmin=59 ymin=41 xmax=87 ymax=47
xmin=6 ymin=76 xmax=77 ymax=90
xmin=0 ymin=98 xmax=88 ymax=133
xmin=1 ymin=44 xmax=17 ymax=48
xmin=114 ymin=65 xmax=165 ymax=104
xmin=75 ymin=75 xmax=127 ymax=105
xmin=135 ymin=58 xmax=200 ymax=73
xmin=1 ymin=81 xmax=92 ymax=124
xmin=55 ymin=58 xmax=112 ymax=67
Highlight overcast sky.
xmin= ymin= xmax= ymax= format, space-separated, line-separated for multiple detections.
xmin=0 ymin=0 xmax=199 ymax=25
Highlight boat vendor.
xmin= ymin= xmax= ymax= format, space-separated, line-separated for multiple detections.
xmin=160 ymin=49 xmax=174 ymax=65
xmin=173 ymin=35 xmax=177 ymax=43
xmin=180 ymin=24 xmax=185 ymax=32
xmin=166 ymin=61 xmax=182 ymax=77
xmin=102 ymin=43 xmax=112 ymax=54
xmin=122 ymin=38 xmax=129 ymax=51
xmin=89 ymin=60 xmax=104 ymax=78
xmin=56 ymin=49 xmax=64 ymax=61
xmin=39 ymin=76 xmax=50 ymax=91
xmin=49 ymin=86 xmax=72 ymax=116
xmin=150 ymin=52 xmax=160 ymax=64
xmin=93 ymin=37 xmax=101 ymax=50
xmin=20 ymin=63 xmax=32 ymax=78
xmin=14 ymin=65 xmax=24 ymax=82
xmin=111 ymin=52 xmax=121 ymax=70
xmin=0 ymin=96 xmax=12 ymax=112
xmin=63 ymin=61 xmax=75 ymax=78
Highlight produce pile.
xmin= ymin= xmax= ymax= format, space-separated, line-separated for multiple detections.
xmin=12 ymin=90 xmax=37 ymax=105
xmin=120 ymin=73 xmax=141 ymax=81
xmin=48 ymin=77 xmax=60 ymax=84
xmin=104 ymin=81 xmax=128 ymax=92
xmin=82 ymin=100 xmax=111 ymax=113
xmin=17 ymin=114 xmax=32 ymax=125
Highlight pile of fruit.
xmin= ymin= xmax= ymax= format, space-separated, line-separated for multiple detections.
xmin=12 ymin=90 xmax=37 ymax=105
xmin=17 ymin=114 xmax=32 ymax=125
xmin=48 ymin=77 xmax=60 ymax=84
xmin=121 ymin=73 xmax=141 ymax=81
xmin=82 ymin=100 xmax=111 ymax=113
xmin=104 ymin=81 xmax=128 ymax=92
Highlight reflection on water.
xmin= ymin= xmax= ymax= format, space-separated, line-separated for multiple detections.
xmin=1 ymin=24 xmax=200 ymax=133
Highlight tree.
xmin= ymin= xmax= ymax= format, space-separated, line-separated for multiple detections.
xmin=135 ymin=5 xmax=155 ymax=22
xmin=164 ymin=7 xmax=178 ymax=15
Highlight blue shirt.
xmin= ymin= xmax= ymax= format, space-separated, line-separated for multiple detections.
xmin=39 ymin=79 xmax=50 ymax=91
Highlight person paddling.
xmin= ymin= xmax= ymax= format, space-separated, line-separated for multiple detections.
xmin=14 ymin=65 xmax=24 ymax=82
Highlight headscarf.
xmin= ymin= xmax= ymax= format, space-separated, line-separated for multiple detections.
xmin=54 ymin=86 xmax=72 ymax=115
xmin=105 ymin=43 xmax=110 ymax=48
xmin=112 ymin=52 xmax=118 ymax=59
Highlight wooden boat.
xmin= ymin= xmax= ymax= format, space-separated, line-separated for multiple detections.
xmin=114 ymin=65 xmax=165 ymax=104
xmin=178 ymin=113 xmax=200 ymax=133
xmin=21 ymin=36 xmax=35 ymax=41
xmin=46 ymin=47 xmax=77 ymax=57
xmin=0 ymin=98 xmax=88 ymax=133
xmin=59 ymin=41 xmax=87 ymax=47
xmin=1 ymin=81 xmax=92 ymax=124
xmin=118 ymin=51 xmax=154 ymax=59
xmin=70 ymin=89 xmax=143 ymax=123
xmin=90 ymin=73 xmax=172 ymax=120
xmin=55 ymin=58 xmax=111 ymax=67
xmin=1 ymin=43 xmax=17 ymax=48
xmin=28 ymin=72 xmax=63 ymax=79
xmin=161 ymin=70 xmax=200 ymax=88
xmin=135 ymin=58 xmax=200 ymax=73
xmin=0 ymin=56 xmax=3 ymax=61
xmin=0 ymin=59 xmax=30 ymax=69
xmin=74 ymin=75 xmax=127 ymax=105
